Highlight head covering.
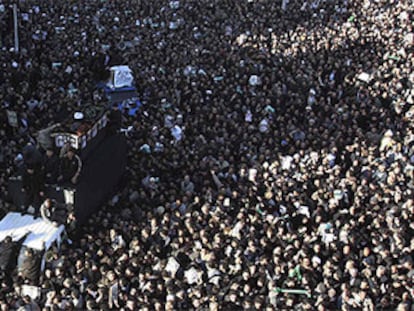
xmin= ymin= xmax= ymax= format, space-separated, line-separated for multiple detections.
xmin=74 ymin=112 xmax=84 ymax=120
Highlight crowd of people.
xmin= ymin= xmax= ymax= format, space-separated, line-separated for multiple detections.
xmin=18 ymin=143 xmax=82 ymax=215
xmin=0 ymin=0 xmax=413 ymax=309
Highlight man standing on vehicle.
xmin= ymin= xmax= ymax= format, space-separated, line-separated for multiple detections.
xmin=58 ymin=145 xmax=82 ymax=185
xmin=22 ymin=165 xmax=44 ymax=214
xmin=40 ymin=198 xmax=67 ymax=226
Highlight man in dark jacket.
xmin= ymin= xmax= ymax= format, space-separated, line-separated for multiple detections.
xmin=0 ymin=233 xmax=29 ymax=272
xmin=18 ymin=246 xmax=45 ymax=285
xmin=58 ymin=146 xmax=82 ymax=185
xmin=42 ymin=147 xmax=59 ymax=185
xmin=22 ymin=165 xmax=44 ymax=213
xmin=107 ymin=105 xmax=122 ymax=136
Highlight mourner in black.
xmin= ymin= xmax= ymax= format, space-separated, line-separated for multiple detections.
xmin=107 ymin=105 xmax=122 ymax=136
xmin=58 ymin=145 xmax=82 ymax=185
xmin=42 ymin=147 xmax=59 ymax=184
xmin=0 ymin=233 xmax=29 ymax=272
xmin=18 ymin=247 xmax=45 ymax=285
xmin=22 ymin=165 xmax=44 ymax=212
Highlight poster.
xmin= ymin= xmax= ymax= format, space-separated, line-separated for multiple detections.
xmin=110 ymin=65 xmax=134 ymax=88
xmin=6 ymin=110 xmax=18 ymax=127
xmin=51 ymin=133 xmax=79 ymax=149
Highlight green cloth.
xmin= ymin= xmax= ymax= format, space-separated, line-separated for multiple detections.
xmin=256 ymin=204 xmax=265 ymax=216
xmin=265 ymin=105 xmax=275 ymax=113
xmin=348 ymin=15 xmax=356 ymax=22
xmin=275 ymin=287 xmax=311 ymax=298
xmin=288 ymin=265 xmax=302 ymax=281
xmin=388 ymin=55 xmax=400 ymax=61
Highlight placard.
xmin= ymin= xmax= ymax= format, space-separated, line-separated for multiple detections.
xmin=51 ymin=133 xmax=79 ymax=149
xmin=110 ymin=65 xmax=134 ymax=88
xmin=6 ymin=110 xmax=18 ymax=127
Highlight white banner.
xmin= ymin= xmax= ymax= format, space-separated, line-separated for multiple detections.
xmin=51 ymin=133 xmax=79 ymax=149
xmin=110 ymin=65 xmax=134 ymax=88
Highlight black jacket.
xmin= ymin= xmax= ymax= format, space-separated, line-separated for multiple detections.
xmin=43 ymin=153 xmax=59 ymax=184
xmin=22 ymin=169 xmax=44 ymax=195
xmin=20 ymin=249 xmax=45 ymax=285
xmin=0 ymin=234 xmax=29 ymax=271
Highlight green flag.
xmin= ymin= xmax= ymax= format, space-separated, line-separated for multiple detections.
xmin=348 ymin=15 xmax=356 ymax=22
xmin=288 ymin=265 xmax=302 ymax=281
xmin=388 ymin=55 xmax=400 ymax=61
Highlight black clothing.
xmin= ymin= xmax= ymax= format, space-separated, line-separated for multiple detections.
xmin=22 ymin=168 xmax=44 ymax=209
xmin=22 ymin=144 xmax=43 ymax=171
xmin=59 ymin=154 xmax=81 ymax=183
xmin=19 ymin=249 xmax=45 ymax=285
xmin=222 ymin=302 xmax=244 ymax=311
xmin=0 ymin=234 xmax=28 ymax=271
xmin=43 ymin=153 xmax=59 ymax=184
xmin=40 ymin=199 xmax=67 ymax=225
xmin=107 ymin=108 xmax=122 ymax=136
xmin=0 ymin=242 xmax=14 ymax=271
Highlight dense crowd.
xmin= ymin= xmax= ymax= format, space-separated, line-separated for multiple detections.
xmin=0 ymin=0 xmax=414 ymax=310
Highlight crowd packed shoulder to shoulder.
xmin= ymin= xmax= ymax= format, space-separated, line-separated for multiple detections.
xmin=0 ymin=0 xmax=414 ymax=310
